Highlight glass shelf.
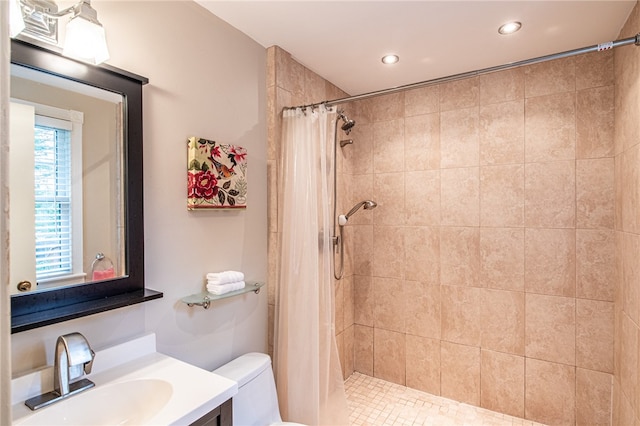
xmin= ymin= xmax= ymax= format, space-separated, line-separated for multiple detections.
xmin=181 ymin=282 xmax=264 ymax=309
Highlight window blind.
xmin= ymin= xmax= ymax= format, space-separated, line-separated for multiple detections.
xmin=34 ymin=116 xmax=73 ymax=280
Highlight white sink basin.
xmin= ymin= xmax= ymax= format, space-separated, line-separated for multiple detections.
xmin=12 ymin=336 xmax=238 ymax=426
xmin=16 ymin=379 xmax=173 ymax=425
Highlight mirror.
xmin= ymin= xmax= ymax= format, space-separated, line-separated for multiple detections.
xmin=10 ymin=63 xmax=126 ymax=293
xmin=10 ymin=38 xmax=162 ymax=333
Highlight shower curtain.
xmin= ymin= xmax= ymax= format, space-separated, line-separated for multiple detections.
xmin=274 ymin=105 xmax=350 ymax=425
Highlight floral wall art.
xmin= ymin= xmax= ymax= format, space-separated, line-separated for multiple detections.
xmin=187 ymin=137 xmax=248 ymax=209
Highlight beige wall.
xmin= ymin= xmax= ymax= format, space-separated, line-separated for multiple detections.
xmin=268 ymin=41 xmax=618 ymax=426
xmin=11 ymin=1 xmax=267 ymax=376
xmin=613 ymin=2 xmax=640 ymax=424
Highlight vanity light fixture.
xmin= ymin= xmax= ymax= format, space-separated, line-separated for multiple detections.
xmin=381 ymin=54 xmax=399 ymax=65
xmin=498 ymin=21 xmax=522 ymax=35
xmin=10 ymin=0 xmax=110 ymax=65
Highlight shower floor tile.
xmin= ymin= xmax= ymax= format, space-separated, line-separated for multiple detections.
xmin=345 ymin=372 xmax=545 ymax=426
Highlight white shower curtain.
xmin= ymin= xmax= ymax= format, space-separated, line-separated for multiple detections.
xmin=274 ymin=105 xmax=350 ymax=425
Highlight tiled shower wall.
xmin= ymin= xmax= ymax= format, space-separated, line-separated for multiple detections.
xmin=343 ymin=50 xmax=615 ymax=425
xmin=265 ymin=46 xmax=355 ymax=369
xmin=613 ymin=2 xmax=640 ymax=424
xmin=267 ymin=20 xmax=629 ymax=424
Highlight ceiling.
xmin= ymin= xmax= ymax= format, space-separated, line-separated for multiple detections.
xmin=195 ymin=1 xmax=636 ymax=97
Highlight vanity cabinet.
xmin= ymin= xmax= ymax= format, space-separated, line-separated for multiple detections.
xmin=190 ymin=399 xmax=232 ymax=426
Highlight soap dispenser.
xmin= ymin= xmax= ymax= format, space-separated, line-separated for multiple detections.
xmin=90 ymin=253 xmax=115 ymax=281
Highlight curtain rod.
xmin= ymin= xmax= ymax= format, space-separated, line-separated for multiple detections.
xmin=290 ymin=33 xmax=640 ymax=111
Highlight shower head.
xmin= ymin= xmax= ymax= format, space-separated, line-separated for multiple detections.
xmin=338 ymin=200 xmax=377 ymax=225
xmin=338 ymin=111 xmax=356 ymax=135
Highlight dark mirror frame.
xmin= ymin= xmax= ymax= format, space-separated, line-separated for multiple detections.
xmin=10 ymin=38 xmax=162 ymax=333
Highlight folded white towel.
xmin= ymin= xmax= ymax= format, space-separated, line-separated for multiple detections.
xmin=206 ymin=271 xmax=244 ymax=284
xmin=207 ymin=280 xmax=245 ymax=295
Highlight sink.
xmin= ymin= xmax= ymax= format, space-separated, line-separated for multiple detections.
xmin=15 ymin=379 xmax=173 ymax=425
xmin=12 ymin=335 xmax=238 ymax=426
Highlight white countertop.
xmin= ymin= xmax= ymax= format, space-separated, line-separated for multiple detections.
xmin=12 ymin=334 xmax=237 ymax=425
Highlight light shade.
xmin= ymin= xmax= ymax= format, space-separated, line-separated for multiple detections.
xmin=10 ymin=0 xmax=26 ymax=38
xmin=63 ymin=15 xmax=109 ymax=65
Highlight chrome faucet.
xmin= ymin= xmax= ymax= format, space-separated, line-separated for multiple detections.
xmin=25 ymin=332 xmax=96 ymax=410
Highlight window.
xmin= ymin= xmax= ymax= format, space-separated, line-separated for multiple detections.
xmin=31 ymin=105 xmax=84 ymax=284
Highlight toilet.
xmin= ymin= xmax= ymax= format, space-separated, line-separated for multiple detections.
xmin=213 ymin=352 xmax=305 ymax=426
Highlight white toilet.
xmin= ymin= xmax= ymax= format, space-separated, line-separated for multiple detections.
xmin=213 ymin=352 xmax=305 ymax=426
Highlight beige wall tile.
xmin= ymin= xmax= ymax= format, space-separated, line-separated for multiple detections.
xmin=405 ymin=280 xmax=441 ymax=339
xmin=525 ymin=293 xmax=576 ymax=365
xmin=440 ymin=77 xmax=479 ymax=111
xmin=525 ymin=358 xmax=576 ymax=425
xmin=576 ymin=299 xmax=614 ymax=373
xmin=344 ymin=275 xmax=354 ymax=328
xmin=373 ymin=172 xmax=405 ymax=226
xmin=354 ymin=275 xmax=373 ymax=327
xmin=525 ymin=160 xmax=576 ymax=228
xmin=343 ymin=325 xmax=355 ymax=379
xmin=343 ymin=123 xmax=373 ymax=176
xmin=525 ymin=92 xmax=576 ymax=162
xmin=479 ymin=100 xmax=525 ymax=165
xmin=440 ymin=227 xmax=480 ymax=288
xmin=303 ymin=68 xmax=327 ymax=104
xmin=480 ymin=350 xmax=525 ymax=418
xmin=479 ymin=68 xmax=524 ymax=105
xmin=525 ymin=228 xmax=576 ymax=297
xmin=576 ymin=229 xmax=615 ymax=302
xmin=404 ymin=226 xmax=440 ymax=284
xmin=372 ymin=226 xmax=405 ymax=278
xmin=404 ymin=113 xmax=440 ymax=171
xmin=576 ymin=368 xmax=613 ymax=426
xmin=354 ymin=325 xmax=373 ymax=375
xmin=406 ymin=335 xmax=441 ymax=395
xmin=373 ymin=119 xmax=405 ymax=174
xmin=336 ymin=330 xmax=345 ymax=379
xmin=275 ymin=46 xmax=305 ymax=99
xmin=335 ymin=278 xmax=345 ymax=333
xmin=370 ymin=92 xmax=405 ymax=122
xmin=524 ymin=57 xmax=575 ymax=98
xmin=480 ymin=228 xmax=525 ymax=292
xmin=373 ymin=277 xmax=406 ymax=333
xmin=620 ymin=313 xmax=638 ymax=408
xmin=575 ymin=50 xmax=614 ymax=90
xmin=620 ymin=145 xmax=640 ymax=234
xmin=576 ymin=86 xmax=614 ymax=159
xmin=440 ymin=107 xmax=479 ymax=168
xmin=405 ymin=85 xmax=439 ymax=117
xmin=354 ymin=98 xmax=375 ymax=125
xmin=405 ymin=170 xmax=440 ymax=226
xmin=621 ymin=232 xmax=640 ymax=324
xmin=481 ymin=289 xmax=525 ymax=355
xmin=440 ymin=341 xmax=480 ymax=405
xmin=577 ymin=158 xmax=614 ymax=229
xmin=480 ymin=164 xmax=524 ymax=227
xmin=353 ymin=225 xmax=373 ymax=276
xmin=373 ymin=328 xmax=406 ymax=385
xmin=441 ymin=167 xmax=480 ymax=227
xmin=441 ymin=285 xmax=481 ymax=346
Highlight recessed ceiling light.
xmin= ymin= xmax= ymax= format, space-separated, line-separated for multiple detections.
xmin=381 ymin=54 xmax=399 ymax=65
xmin=498 ymin=21 xmax=522 ymax=35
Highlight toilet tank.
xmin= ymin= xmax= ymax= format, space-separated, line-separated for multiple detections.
xmin=213 ymin=353 xmax=282 ymax=426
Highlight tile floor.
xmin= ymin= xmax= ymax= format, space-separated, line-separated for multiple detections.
xmin=345 ymin=372 xmax=546 ymax=426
